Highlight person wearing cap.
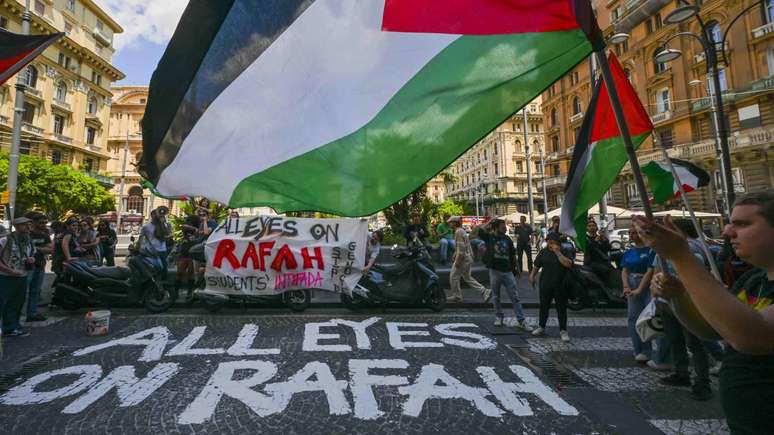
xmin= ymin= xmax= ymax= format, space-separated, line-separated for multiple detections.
xmin=0 ymin=217 xmax=35 ymax=337
xmin=24 ymin=212 xmax=52 ymax=322
xmin=448 ymin=216 xmax=491 ymax=304
xmin=478 ymin=219 xmax=532 ymax=330
xmin=530 ymin=231 xmax=574 ymax=342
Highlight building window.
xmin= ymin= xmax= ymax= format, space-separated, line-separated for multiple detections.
xmin=707 ymin=21 xmax=722 ymax=44
xmin=551 ymin=136 xmax=559 ymax=152
xmin=646 ymin=19 xmax=653 ymax=34
xmin=22 ymin=102 xmax=35 ymax=124
xmin=626 ymin=183 xmax=638 ymax=201
xmin=126 ymin=186 xmax=145 ymax=214
xmin=87 ymin=96 xmax=97 ymax=115
xmin=64 ymin=21 xmax=73 ymax=35
xmin=96 ymin=19 xmax=104 ymax=31
xmin=767 ymin=47 xmax=774 ymax=76
xmin=20 ymin=141 xmax=32 ymax=155
xmin=22 ymin=65 xmax=37 ymax=88
xmin=767 ymin=0 xmax=774 ymax=23
xmin=56 ymin=82 xmax=67 ymax=102
xmin=86 ymin=127 xmax=97 ymax=145
xmin=50 ymin=149 xmax=62 ymax=165
xmin=516 ymin=161 xmax=524 ymax=173
xmin=0 ymin=16 xmax=8 ymax=30
xmin=552 ymin=164 xmax=560 ymax=176
xmin=83 ymin=157 xmax=94 ymax=173
xmin=53 ymin=114 xmax=65 ymax=135
xmin=34 ymin=0 xmax=44 ymax=15
xmin=140 ymin=98 xmax=146 ymax=104
xmin=572 ymin=97 xmax=581 ymax=115
xmin=66 ymin=0 xmax=75 ymax=12
xmin=715 ymin=168 xmax=745 ymax=193
xmin=654 ymin=54 xmax=667 ymax=74
xmin=658 ymin=128 xmax=674 ymax=148
xmin=494 ymin=163 xmax=499 ymax=176
xmin=654 ymin=14 xmax=662 ymax=29
xmin=91 ymin=71 xmax=102 ymax=86
xmin=550 ymin=108 xmax=557 ymax=126
xmin=656 ymin=88 xmax=671 ymax=113
xmin=707 ymin=70 xmax=728 ymax=94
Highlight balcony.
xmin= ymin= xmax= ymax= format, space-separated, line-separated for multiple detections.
xmin=52 ymin=98 xmax=71 ymax=112
xmin=83 ymin=171 xmax=114 ymax=187
xmin=612 ymin=0 xmax=670 ymax=34
xmin=22 ymin=123 xmax=43 ymax=135
xmin=93 ymin=27 xmax=112 ymax=46
xmin=24 ymin=87 xmax=42 ymax=101
xmin=544 ymin=175 xmax=567 ymax=189
xmin=650 ymin=110 xmax=672 ymax=125
xmin=691 ymin=91 xmax=735 ymax=112
xmin=569 ymin=112 xmax=584 ymax=123
xmin=752 ymin=22 xmax=774 ymax=39
xmin=54 ymin=133 xmax=72 ymax=144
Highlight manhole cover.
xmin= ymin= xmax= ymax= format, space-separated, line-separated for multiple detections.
xmin=506 ymin=345 xmax=590 ymax=388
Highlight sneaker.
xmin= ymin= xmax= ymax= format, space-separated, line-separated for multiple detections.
xmin=482 ymin=288 xmax=492 ymax=303
xmin=635 ymin=353 xmax=650 ymax=363
xmin=25 ymin=314 xmax=47 ymax=322
xmin=710 ymin=362 xmax=722 ymax=376
xmin=446 ymin=296 xmax=462 ymax=303
xmin=560 ymin=330 xmax=570 ymax=342
xmin=531 ymin=327 xmax=545 ymax=336
xmin=647 ymin=361 xmax=674 ymax=371
xmin=5 ymin=329 xmax=30 ymax=337
xmin=515 ymin=321 xmax=533 ymax=332
xmin=690 ymin=384 xmax=712 ymax=401
xmin=493 ymin=316 xmax=504 ymax=327
xmin=660 ymin=373 xmax=691 ymax=387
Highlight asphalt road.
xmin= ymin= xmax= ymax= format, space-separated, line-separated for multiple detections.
xmin=0 ymin=308 xmax=727 ymax=435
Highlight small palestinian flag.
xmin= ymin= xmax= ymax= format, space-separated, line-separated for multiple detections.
xmin=142 ymin=0 xmax=602 ymax=217
xmin=642 ymin=158 xmax=710 ymax=204
xmin=560 ymin=54 xmax=653 ymax=248
xmin=0 ymin=30 xmax=63 ymax=85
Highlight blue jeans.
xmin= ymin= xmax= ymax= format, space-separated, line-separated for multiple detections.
xmin=439 ymin=238 xmax=455 ymax=262
xmin=26 ymin=267 xmax=45 ymax=317
xmin=0 ymin=274 xmax=27 ymax=332
xmin=489 ymin=269 xmax=526 ymax=323
xmin=626 ymin=274 xmax=652 ymax=357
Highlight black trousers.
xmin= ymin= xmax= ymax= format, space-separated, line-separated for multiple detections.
xmin=539 ymin=283 xmax=567 ymax=330
xmin=663 ymin=311 xmax=710 ymax=385
xmin=516 ymin=243 xmax=533 ymax=271
xmin=102 ymin=248 xmax=115 ymax=267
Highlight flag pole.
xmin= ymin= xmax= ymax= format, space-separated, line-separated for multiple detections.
xmin=652 ymin=134 xmax=723 ymax=281
xmin=594 ymin=50 xmax=653 ymax=220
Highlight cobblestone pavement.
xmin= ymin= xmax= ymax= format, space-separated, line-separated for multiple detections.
xmin=0 ymin=308 xmax=727 ymax=434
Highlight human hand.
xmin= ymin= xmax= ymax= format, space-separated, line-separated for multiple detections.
xmin=631 ymin=215 xmax=692 ymax=261
xmin=651 ymin=272 xmax=686 ymax=299
xmin=622 ymin=286 xmax=632 ymax=297
xmin=528 ymin=276 xmax=536 ymax=288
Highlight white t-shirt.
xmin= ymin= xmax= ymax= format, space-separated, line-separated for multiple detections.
xmin=141 ymin=223 xmax=168 ymax=253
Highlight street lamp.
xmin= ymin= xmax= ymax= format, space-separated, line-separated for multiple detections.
xmin=654 ymin=0 xmax=762 ymax=215
xmin=608 ymin=33 xmax=630 ymax=44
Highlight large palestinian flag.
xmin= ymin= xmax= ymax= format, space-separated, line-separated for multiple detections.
xmin=142 ymin=0 xmax=601 ymax=216
xmin=642 ymin=158 xmax=710 ymax=204
xmin=0 ymin=30 xmax=63 ymax=85
xmin=560 ymin=54 xmax=653 ymax=248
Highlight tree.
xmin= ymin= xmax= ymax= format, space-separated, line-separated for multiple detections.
xmin=382 ymin=185 xmax=430 ymax=238
xmin=434 ymin=199 xmax=465 ymax=220
xmin=0 ymin=153 xmax=115 ymax=220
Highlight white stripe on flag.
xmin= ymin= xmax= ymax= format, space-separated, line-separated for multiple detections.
xmin=157 ymin=0 xmax=459 ymax=201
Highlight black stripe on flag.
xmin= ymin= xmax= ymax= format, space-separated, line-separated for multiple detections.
xmin=671 ymin=158 xmax=710 ymax=188
xmin=141 ymin=0 xmax=317 ymax=184
xmin=0 ymin=30 xmax=63 ymax=85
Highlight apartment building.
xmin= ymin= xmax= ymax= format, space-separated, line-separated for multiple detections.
xmin=542 ymin=0 xmax=774 ymax=213
xmin=445 ymin=98 xmax=546 ymax=217
xmin=0 ymin=0 xmax=124 ymax=193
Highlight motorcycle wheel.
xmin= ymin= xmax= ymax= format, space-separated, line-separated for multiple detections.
xmin=425 ymin=283 xmax=446 ymax=312
xmin=285 ymin=289 xmax=311 ymax=312
xmin=567 ymin=298 xmax=585 ymax=312
xmin=340 ymin=292 xmax=366 ymax=311
xmin=144 ymin=283 xmax=175 ymax=314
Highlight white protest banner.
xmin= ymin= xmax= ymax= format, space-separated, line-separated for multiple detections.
xmin=204 ymin=216 xmax=367 ymax=295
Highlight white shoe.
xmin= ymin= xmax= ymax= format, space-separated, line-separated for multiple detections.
xmin=531 ymin=327 xmax=545 ymax=336
xmin=493 ymin=316 xmax=504 ymax=327
xmin=515 ymin=321 xmax=534 ymax=332
xmin=646 ymin=360 xmax=674 ymax=371
xmin=560 ymin=330 xmax=570 ymax=342
xmin=635 ymin=353 xmax=650 ymax=363
xmin=710 ymin=362 xmax=722 ymax=376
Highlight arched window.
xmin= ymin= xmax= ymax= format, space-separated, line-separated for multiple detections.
xmin=87 ymin=96 xmax=97 ymax=114
xmin=653 ymin=52 xmax=667 ymax=74
xmin=56 ymin=81 xmax=67 ymax=102
xmin=126 ymin=186 xmax=145 ymax=215
xmin=550 ymin=108 xmax=557 ymax=126
xmin=572 ymin=97 xmax=582 ymax=115
xmin=23 ymin=65 xmax=37 ymax=88
xmin=707 ymin=21 xmax=721 ymax=44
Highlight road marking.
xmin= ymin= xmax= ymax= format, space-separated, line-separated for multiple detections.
xmin=649 ymin=419 xmax=729 ymax=435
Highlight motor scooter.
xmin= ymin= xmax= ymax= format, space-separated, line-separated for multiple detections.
xmin=341 ymin=237 xmax=445 ymax=311
xmin=52 ymin=245 xmax=175 ymax=314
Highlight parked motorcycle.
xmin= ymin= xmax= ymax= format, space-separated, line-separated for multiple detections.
xmin=186 ymin=243 xmax=312 ymax=313
xmin=52 ymin=247 xmax=175 ymax=314
xmin=341 ymin=238 xmax=445 ymax=311
xmin=565 ymin=263 xmax=626 ymax=311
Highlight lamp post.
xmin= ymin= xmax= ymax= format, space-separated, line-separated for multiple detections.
xmin=523 ymin=108 xmax=535 ymax=226
xmin=6 ymin=0 xmax=31 ymax=222
xmin=652 ymin=1 xmax=763 ymax=215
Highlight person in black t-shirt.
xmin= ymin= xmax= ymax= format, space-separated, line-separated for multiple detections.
xmin=514 ymin=216 xmax=534 ymax=272
xmin=403 ymin=213 xmax=428 ymax=245
xmin=584 ymin=219 xmax=614 ymax=285
xmin=530 ymin=232 xmax=574 ymax=342
xmin=96 ymin=219 xmax=117 ymax=267
xmin=24 ymin=212 xmax=52 ymax=322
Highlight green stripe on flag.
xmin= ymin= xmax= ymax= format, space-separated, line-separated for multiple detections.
xmin=230 ymin=29 xmax=592 ymax=216
xmin=642 ymin=161 xmax=675 ymax=204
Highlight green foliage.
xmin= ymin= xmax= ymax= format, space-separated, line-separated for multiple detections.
xmin=382 ymin=185 xmax=430 ymax=240
xmin=0 ymin=153 xmax=115 ymax=220
xmin=168 ymin=198 xmax=229 ymax=241
xmin=434 ymin=199 xmax=465 ymax=220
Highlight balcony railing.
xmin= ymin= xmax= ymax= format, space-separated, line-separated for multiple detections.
xmin=93 ymin=27 xmax=112 ymax=46
xmin=22 ymin=123 xmax=43 ymax=135
xmin=650 ymin=110 xmax=672 ymax=124
xmin=24 ymin=87 xmax=42 ymax=98
xmin=52 ymin=99 xmax=71 ymax=111
xmin=752 ymin=22 xmax=774 ymax=39
xmin=54 ymin=133 xmax=72 ymax=144
xmin=569 ymin=112 xmax=584 ymax=123
xmin=543 ymin=175 xmax=567 ymax=188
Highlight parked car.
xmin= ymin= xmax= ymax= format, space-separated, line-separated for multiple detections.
xmin=607 ymin=229 xmax=629 ymax=251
